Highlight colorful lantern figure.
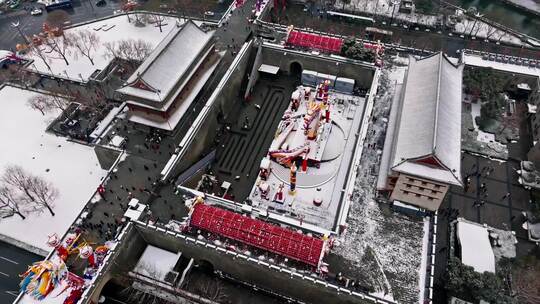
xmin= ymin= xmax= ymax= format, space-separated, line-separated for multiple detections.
xmin=58 ymin=273 xmax=85 ymax=304
xmin=304 ymin=87 xmax=311 ymax=100
xmin=289 ymin=162 xmax=297 ymax=194
xmin=48 ymin=233 xmax=69 ymax=261
xmin=92 ymin=246 xmax=109 ymax=267
xmin=259 ymin=182 xmax=270 ymax=200
xmin=64 ymin=234 xmax=79 ymax=248
xmin=78 ymin=245 xmax=93 ymax=260
xmin=259 ymin=157 xmax=271 ymax=180
xmin=81 ymin=245 xmax=109 ymax=280
xmin=19 ymin=260 xmax=67 ymax=300
xmin=274 ymin=183 xmax=285 ymax=203
xmin=63 ymin=286 xmax=84 ymax=304
xmin=47 ymin=233 xmax=61 ymax=248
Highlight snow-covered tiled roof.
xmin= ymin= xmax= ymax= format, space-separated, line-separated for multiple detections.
xmin=391 ymin=52 xmax=463 ymax=186
xmin=118 ymin=20 xmax=214 ymax=103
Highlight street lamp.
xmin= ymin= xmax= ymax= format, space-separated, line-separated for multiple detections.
xmin=390 ymin=0 xmax=400 ymax=26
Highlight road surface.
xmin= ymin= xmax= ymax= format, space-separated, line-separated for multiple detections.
xmin=0 ymin=0 xmax=122 ymax=50
xmin=0 ymin=241 xmax=43 ymax=304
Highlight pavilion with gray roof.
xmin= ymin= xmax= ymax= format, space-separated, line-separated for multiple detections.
xmin=378 ymin=52 xmax=464 ymax=211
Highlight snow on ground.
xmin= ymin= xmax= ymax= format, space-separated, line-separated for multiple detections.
xmin=332 ymin=60 xmax=426 ymax=303
xmin=0 ymin=85 xmax=107 ymax=254
xmin=453 ymin=18 xmax=524 ymax=46
xmin=333 ymin=0 xmax=440 ymax=27
xmin=134 ymin=245 xmax=181 ymax=281
xmin=332 ymin=0 xmax=526 ymax=46
xmin=25 ymin=14 xmax=181 ymax=82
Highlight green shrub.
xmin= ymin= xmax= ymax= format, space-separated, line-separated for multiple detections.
xmin=445 ymin=257 xmax=515 ymax=304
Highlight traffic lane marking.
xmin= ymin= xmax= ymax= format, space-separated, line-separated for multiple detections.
xmin=0 ymin=256 xmax=19 ymax=265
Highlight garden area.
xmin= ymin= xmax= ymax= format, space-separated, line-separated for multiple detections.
xmin=445 ymin=254 xmax=540 ymax=304
xmin=461 ymin=66 xmax=534 ymax=159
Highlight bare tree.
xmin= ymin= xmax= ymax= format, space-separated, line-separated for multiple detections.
xmin=191 ymin=277 xmax=227 ymax=302
xmin=26 ymin=175 xmax=58 ymax=216
xmin=2 ymin=165 xmax=58 ymax=217
xmin=27 ymin=93 xmax=69 ymax=115
xmin=3 ymin=165 xmax=36 ymax=202
xmin=497 ymin=32 xmax=508 ymax=43
xmin=0 ymin=186 xmax=27 ymax=220
xmin=485 ymin=25 xmax=498 ymax=40
xmin=27 ymin=42 xmax=53 ymax=71
xmin=104 ymin=39 xmax=153 ymax=65
xmin=42 ymin=32 xmax=73 ymax=66
xmin=69 ymin=29 xmax=100 ymax=65
xmin=27 ymin=95 xmax=48 ymax=115
xmin=152 ymin=15 xmax=166 ymax=33
xmin=473 ymin=22 xmax=483 ymax=37
xmin=117 ymin=263 xmax=184 ymax=304
xmin=121 ymin=0 xmax=139 ymax=23
xmin=467 ymin=18 xmax=478 ymax=36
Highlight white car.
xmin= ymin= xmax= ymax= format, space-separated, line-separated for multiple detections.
xmin=30 ymin=8 xmax=43 ymax=15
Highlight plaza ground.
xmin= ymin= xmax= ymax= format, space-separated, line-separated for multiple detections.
xmin=25 ymin=14 xmax=181 ymax=81
xmin=0 ymin=85 xmax=107 ymax=254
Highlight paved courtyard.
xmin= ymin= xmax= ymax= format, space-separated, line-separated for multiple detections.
xmin=433 ymin=151 xmax=539 ymax=302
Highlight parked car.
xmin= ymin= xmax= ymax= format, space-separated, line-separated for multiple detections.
xmin=9 ymin=0 xmax=20 ymax=9
xmin=30 ymin=7 xmax=42 ymax=15
xmin=522 ymin=211 xmax=540 ymax=243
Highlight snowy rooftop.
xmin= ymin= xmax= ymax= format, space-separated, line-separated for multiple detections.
xmin=117 ymin=21 xmax=214 ymax=104
xmin=456 ymin=219 xmax=496 ymax=273
xmin=0 ymin=85 xmax=107 ymax=254
xmin=248 ymin=86 xmax=366 ymax=232
xmin=25 ymin=14 xmax=189 ymax=82
xmin=120 ymin=48 xmax=224 ymax=130
xmin=134 ymin=245 xmax=180 ymax=281
xmin=462 ymin=51 xmax=540 ymax=78
xmin=392 ymin=53 xmax=463 ymax=186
